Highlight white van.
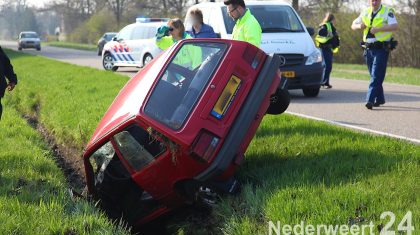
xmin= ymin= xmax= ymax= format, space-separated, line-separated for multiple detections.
xmin=186 ymin=1 xmax=325 ymax=97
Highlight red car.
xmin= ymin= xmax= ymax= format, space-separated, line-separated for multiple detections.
xmin=83 ymin=38 xmax=289 ymax=227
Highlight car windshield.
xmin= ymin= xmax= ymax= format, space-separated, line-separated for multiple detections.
xmin=105 ymin=33 xmax=116 ymax=40
xmin=145 ymin=42 xmax=227 ymax=130
xmin=222 ymin=5 xmax=304 ymax=34
xmin=21 ymin=33 xmax=38 ymax=38
xmin=113 ymin=125 xmax=166 ymax=171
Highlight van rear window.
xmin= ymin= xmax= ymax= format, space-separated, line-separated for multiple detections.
xmin=222 ymin=5 xmax=305 ymax=34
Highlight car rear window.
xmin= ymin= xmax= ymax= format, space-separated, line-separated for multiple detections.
xmin=145 ymin=42 xmax=228 ymax=130
xmin=222 ymin=5 xmax=305 ymax=34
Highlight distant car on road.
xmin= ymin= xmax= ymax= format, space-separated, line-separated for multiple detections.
xmin=97 ymin=32 xmax=117 ymax=56
xmin=18 ymin=31 xmax=41 ymax=51
xmin=102 ymin=18 xmax=167 ymax=71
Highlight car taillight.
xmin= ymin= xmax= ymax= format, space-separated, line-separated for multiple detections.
xmin=191 ymin=131 xmax=220 ymax=162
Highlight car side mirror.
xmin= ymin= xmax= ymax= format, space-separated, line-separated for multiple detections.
xmin=112 ymin=36 xmax=117 ymax=41
xmin=306 ymin=27 xmax=315 ymax=36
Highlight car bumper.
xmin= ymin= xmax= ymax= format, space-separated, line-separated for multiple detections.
xmin=194 ymin=54 xmax=281 ymax=181
xmin=283 ymin=62 xmax=324 ymax=89
xmin=19 ymin=42 xmax=41 ymax=48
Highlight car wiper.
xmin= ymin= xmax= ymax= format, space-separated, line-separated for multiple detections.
xmin=262 ymin=27 xmax=301 ymax=33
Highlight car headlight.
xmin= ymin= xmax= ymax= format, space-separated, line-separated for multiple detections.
xmin=305 ymin=49 xmax=323 ymax=65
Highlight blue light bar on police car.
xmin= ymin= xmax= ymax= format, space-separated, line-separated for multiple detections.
xmin=136 ymin=18 xmax=169 ymax=23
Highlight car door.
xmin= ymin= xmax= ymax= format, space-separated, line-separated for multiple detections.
xmin=113 ymin=24 xmax=135 ymax=64
xmin=125 ymin=25 xmax=147 ymax=65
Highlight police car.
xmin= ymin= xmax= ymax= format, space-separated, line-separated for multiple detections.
xmin=102 ymin=18 xmax=168 ymax=71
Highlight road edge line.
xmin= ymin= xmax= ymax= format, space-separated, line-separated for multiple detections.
xmin=286 ymin=111 xmax=420 ymax=145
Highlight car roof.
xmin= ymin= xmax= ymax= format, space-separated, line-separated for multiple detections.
xmin=193 ymin=0 xmax=290 ymax=8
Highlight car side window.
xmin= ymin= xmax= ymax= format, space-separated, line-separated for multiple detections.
xmin=89 ymin=141 xmax=116 ymax=185
xmin=132 ymin=25 xmax=146 ymax=40
xmin=113 ymin=125 xmax=166 ymax=171
xmin=118 ymin=25 xmax=134 ymax=41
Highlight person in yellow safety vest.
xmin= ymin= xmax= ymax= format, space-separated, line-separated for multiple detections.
xmin=315 ymin=13 xmax=340 ymax=89
xmin=155 ymin=18 xmax=202 ymax=70
xmin=351 ymin=0 xmax=398 ymax=110
xmin=224 ymin=0 xmax=262 ymax=48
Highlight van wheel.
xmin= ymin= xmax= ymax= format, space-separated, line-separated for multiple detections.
xmin=303 ymin=86 xmax=320 ymax=97
xmin=267 ymin=88 xmax=290 ymax=115
xmin=143 ymin=53 xmax=153 ymax=67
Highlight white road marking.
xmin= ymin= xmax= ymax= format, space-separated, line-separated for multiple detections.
xmin=286 ymin=111 xmax=420 ymax=145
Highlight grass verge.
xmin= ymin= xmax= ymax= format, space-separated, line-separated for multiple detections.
xmin=46 ymin=41 xmax=97 ymax=52
xmin=0 ymin=100 xmax=128 ymax=234
xmin=332 ymin=63 xmax=420 ymax=86
xmin=3 ymin=49 xmax=419 ymax=234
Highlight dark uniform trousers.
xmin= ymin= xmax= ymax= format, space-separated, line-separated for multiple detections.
xmin=0 ymin=46 xmax=18 ymax=120
xmin=364 ymin=47 xmax=389 ymax=104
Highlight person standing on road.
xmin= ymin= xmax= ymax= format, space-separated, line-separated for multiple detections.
xmin=224 ymin=0 xmax=262 ymax=48
xmin=186 ymin=8 xmax=217 ymax=39
xmin=0 ymin=46 xmax=17 ymax=120
xmin=351 ymin=0 xmax=398 ymax=110
xmin=316 ymin=13 xmax=340 ymax=89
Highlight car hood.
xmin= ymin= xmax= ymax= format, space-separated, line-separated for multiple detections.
xmin=20 ymin=38 xmax=40 ymax=41
xmin=239 ymin=32 xmax=316 ymax=56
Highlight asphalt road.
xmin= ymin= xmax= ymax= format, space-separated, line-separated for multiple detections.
xmin=0 ymin=40 xmax=138 ymax=77
xmin=2 ymin=40 xmax=420 ymax=144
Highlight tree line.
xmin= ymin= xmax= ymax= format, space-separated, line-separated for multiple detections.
xmin=0 ymin=0 xmax=418 ymax=67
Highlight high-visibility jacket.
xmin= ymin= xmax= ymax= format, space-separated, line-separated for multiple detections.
xmin=315 ymin=22 xmax=339 ymax=53
xmin=156 ymin=33 xmax=202 ymax=70
xmin=315 ymin=22 xmax=333 ymax=45
xmin=361 ymin=5 xmax=395 ymax=42
xmin=232 ymin=9 xmax=262 ymax=48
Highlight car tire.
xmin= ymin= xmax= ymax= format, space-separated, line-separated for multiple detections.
xmin=302 ymin=86 xmax=321 ymax=97
xmin=103 ymin=52 xmax=118 ymax=71
xmin=143 ymin=53 xmax=153 ymax=67
xmin=267 ymin=88 xmax=290 ymax=115
xmin=36 ymin=47 xmax=41 ymax=51
xmin=18 ymin=47 xmax=22 ymax=51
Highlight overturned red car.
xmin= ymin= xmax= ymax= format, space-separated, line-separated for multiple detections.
xmin=83 ymin=38 xmax=289 ymax=227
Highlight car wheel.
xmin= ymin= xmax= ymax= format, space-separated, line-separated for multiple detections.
xmin=267 ymin=88 xmax=290 ymax=115
xmin=18 ymin=47 xmax=22 ymax=51
xmin=103 ymin=53 xmax=117 ymax=71
xmin=143 ymin=53 xmax=153 ymax=66
xmin=302 ymin=86 xmax=321 ymax=97
xmin=36 ymin=47 xmax=41 ymax=51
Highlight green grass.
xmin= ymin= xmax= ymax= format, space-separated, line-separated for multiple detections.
xmin=332 ymin=63 xmax=420 ymax=86
xmin=46 ymin=41 xmax=97 ymax=52
xmin=3 ymin=49 xmax=419 ymax=234
xmin=0 ymin=101 xmax=128 ymax=234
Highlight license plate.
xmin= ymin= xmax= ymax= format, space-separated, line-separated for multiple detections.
xmin=211 ymin=75 xmax=241 ymax=119
xmin=281 ymin=71 xmax=295 ymax=78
